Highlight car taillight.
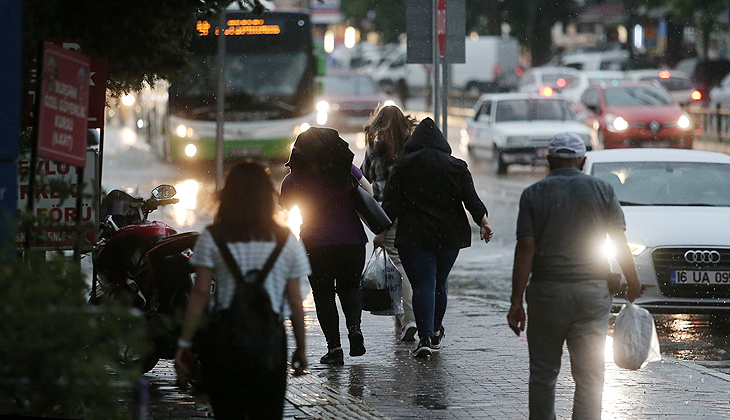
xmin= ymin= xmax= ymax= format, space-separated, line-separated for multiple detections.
xmin=659 ymin=70 xmax=671 ymax=79
xmin=691 ymin=90 xmax=702 ymax=101
xmin=557 ymin=78 xmax=567 ymax=88
xmin=493 ymin=64 xmax=500 ymax=78
xmin=516 ymin=66 xmax=524 ymax=77
xmin=538 ymin=86 xmax=554 ymax=97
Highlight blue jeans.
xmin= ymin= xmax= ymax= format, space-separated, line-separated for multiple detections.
xmin=526 ymin=280 xmax=612 ymax=420
xmin=398 ymin=248 xmax=459 ymax=339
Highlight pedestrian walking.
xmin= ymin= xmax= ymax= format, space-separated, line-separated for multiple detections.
xmin=280 ymin=127 xmax=371 ymax=365
xmin=361 ymin=104 xmax=419 ymax=341
xmin=381 ymin=117 xmax=493 ymax=358
xmin=174 ymin=161 xmax=310 ymax=419
xmin=507 ymin=132 xmax=642 ymax=420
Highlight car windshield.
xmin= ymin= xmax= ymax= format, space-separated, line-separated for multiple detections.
xmin=321 ymin=75 xmax=380 ymax=95
xmin=641 ymin=77 xmax=693 ymax=91
xmin=494 ymin=99 xmax=575 ymax=122
xmin=604 ymin=86 xmax=674 ymax=106
xmin=591 ymin=161 xmax=730 ymax=206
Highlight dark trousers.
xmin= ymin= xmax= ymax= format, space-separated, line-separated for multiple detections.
xmin=399 ymin=247 xmax=459 ymax=339
xmin=307 ymin=244 xmax=366 ymax=349
xmin=202 ymin=341 xmax=287 ymax=419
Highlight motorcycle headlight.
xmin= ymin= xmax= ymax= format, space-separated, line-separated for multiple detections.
xmin=677 ymin=114 xmax=691 ymax=130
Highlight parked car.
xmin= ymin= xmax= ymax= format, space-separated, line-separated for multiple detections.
xmin=584 ymin=148 xmax=730 ymax=313
xmin=577 ymin=81 xmax=694 ymax=149
xmin=517 ymin=66 xmax=580 ymax=95
xmin=674 ymin=57 xmax=730 ymax=105
xmin=558 ymin=70 xmax=624 ymax=104
xmin=462 ymin=92 xmax=594 ymax=174
xmin=315 ymin=72 xmax=392 ymax=130
xmin=560 ymin=50 xmax=630 ymax=71
xmin=623 ymin=69 xmax=701 ymax=106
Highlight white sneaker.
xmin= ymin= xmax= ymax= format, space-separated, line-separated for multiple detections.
xmin=400 ymin=321 xmax=418 ymax=342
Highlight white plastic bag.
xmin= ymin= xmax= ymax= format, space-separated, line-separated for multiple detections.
xmin=613 ymin=302 xmax=662 ymax=370
xmin=360 ymin=247 xmax=403 ymax=315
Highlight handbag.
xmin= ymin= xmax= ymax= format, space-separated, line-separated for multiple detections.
xmin=351 ymin=174 xmax=392 ymax=234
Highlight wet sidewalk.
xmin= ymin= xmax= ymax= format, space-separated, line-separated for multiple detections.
xmin=145 ymin=290 xmax=730 ymax=419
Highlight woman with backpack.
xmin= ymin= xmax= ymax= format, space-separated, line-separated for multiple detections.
xmin=360 ymin=105 xmax=419 ymax=342
xmin=174 ymin=160 xmax=311 ymax=419
xmin=279 ymin=127 xmax=371 ymax=365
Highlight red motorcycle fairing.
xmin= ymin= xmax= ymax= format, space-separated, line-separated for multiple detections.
xmin=112 ymin=221 xmax=176 ymax=241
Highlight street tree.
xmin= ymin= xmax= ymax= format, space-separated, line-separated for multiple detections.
xmin=502 ymin=0 xmax=579 ymax=66
xmin=340 ymin=0 xmax=407 ymax=44
xmin=665 ymin=0 xmax=728 ymax=59
xmin=22 ymin=0 xmax=267 ymax=97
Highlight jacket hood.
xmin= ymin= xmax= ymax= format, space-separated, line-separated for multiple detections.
xmin=404 ymin=118 xmax=451 ymax=155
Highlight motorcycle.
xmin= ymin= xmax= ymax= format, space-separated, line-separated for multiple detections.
xmin=91 ymin=184 xmax=200 ymax=373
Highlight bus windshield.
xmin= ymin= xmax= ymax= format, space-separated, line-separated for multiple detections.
xmin=169 ymin=12 xmax=315 ymax=121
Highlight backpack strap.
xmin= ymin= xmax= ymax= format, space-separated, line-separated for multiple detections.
xmin=208 ymin=226 xmax=286 ymax=287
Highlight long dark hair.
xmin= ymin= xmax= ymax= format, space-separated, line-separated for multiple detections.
xmin=214 ymin=160 xmax=278 ymax=242
xmin=363 ymin=105 xmax=417 ymax=164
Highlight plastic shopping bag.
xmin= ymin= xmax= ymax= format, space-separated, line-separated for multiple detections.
xmin=360 ymin=247 xmax=404 ymax=315
xmin=613 ymin=302 xmax=662 ymax=370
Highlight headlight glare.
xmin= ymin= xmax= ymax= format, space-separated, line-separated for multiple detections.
xmin=316 ymin=100 xmax=329 ymax=113
xmin=677 ymin=114 xmax=691 ymax=130
xmin=176 ymin=125 xmax=187 ymax=137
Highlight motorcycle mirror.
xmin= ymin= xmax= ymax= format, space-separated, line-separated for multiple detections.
xmin=151 ymin=185 xmax=176 ymax=200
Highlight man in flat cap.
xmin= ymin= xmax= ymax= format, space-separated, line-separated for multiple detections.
xmin=507 ymin=132 xmax=641 ymax=420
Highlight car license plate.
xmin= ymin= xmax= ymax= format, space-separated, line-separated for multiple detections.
xmin=535 ymin=147 xmax=548 ymax=158
xmin=670 ymin=270 xmax=730 ymax=284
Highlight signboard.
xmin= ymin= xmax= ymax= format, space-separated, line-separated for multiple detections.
xmin=16 ymin=150 xmax=98 ymax=250
xmin=23 ymin=42 xmax=108 ymax=130
xmin=36 ymin=42 xmax=90 ymax=167
xmin=437 ymin=0 xmax=446 ymax=59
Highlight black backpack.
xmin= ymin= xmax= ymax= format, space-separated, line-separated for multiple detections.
xmin=204 ymin=226 xmax=288 ymax=370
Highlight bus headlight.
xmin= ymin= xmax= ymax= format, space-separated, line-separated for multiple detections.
xmin=184 ymin=144 xmax=197 ymax=157
xmin=316 ymin=100 xmax=329 ymax=113
xmin=176 ymin=125 xmax=187 ymax=137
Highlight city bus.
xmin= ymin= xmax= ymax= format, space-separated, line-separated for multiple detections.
xmin=147 ymin=10 xmax=317 ymax=162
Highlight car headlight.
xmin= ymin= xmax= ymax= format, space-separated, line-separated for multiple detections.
xmin=184 ymin=143 xmax=197 ymax=157
xmin=316 ymin=100 xmax=329 ymax=113
xmin=606 ymin=114 xmax=629 ymax=132
xmin=677 ymin=113 xmax=691 ymax=130
xmin=316 ymin=111 xmax=328 ymax=125
xmin=603 ymin=236 xmax=646 ymax=260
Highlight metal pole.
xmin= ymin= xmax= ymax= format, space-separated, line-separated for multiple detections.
xmin=432 ymin=0 xmax=440 ymax=127
xmin=215 ymin=10 xmax=227 ymax=191
xmin=442 ymin=62 xmax=448 ymax=140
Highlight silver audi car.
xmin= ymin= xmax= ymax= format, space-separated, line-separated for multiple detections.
xmin=584 ymin=148 xmax=730 ymax=313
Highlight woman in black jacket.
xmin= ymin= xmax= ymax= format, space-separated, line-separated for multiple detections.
xmin=381 ymin=117 xmax=494 ymax=358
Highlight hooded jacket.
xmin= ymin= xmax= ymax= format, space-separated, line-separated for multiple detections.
xmin=382 ymin=118 xmax=487 ymax=250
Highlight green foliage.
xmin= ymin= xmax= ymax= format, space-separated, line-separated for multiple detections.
xmin=341 ymin=0 xmax=407 ymax=44
xmin=22 ymin=0 xmax=268 ymax=97
xmin=0 ymin=251 xmax=147 ymax=418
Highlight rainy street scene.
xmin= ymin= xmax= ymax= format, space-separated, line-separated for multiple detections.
xmin=4 ymin=0 xmax=730 ymax=419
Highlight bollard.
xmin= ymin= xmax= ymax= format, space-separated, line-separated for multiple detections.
xmin=132 ymin=377 xmax=149 ymax=420
xmin=717 ymin=103 xmax=722 ymax=139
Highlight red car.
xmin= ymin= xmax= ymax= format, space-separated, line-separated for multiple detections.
xmin=576 ymin=81 xmax=694 ymax=149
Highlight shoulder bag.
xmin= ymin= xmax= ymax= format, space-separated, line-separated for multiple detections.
xmin=351 ymin=174 xmax=392 ymax=234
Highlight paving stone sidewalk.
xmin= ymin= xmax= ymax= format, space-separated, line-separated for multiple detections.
xmin=145 ymin=290 xmax=730 ymax=419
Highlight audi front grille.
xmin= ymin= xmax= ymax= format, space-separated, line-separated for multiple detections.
xmin=651 ymin=247 xmax=730 ymax=298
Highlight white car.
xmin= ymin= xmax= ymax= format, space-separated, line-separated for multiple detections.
xmin=462 ymin=93 xmax=594 ymax=174
xmin=624 ymin=69 xmax=700 ymax=106
xmin=517 ymin=66 xmax=580 ymax=94
xmin=584 ymin=148 xmax=730 ymax=314
xmin=558 ymin=70 xmax=624 ymax=104
xmin=709 ymin=72 xmax=730 ymax=109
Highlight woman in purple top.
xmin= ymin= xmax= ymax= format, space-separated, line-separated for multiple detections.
xmin=280 ymin=127 xmax=371 ymax=365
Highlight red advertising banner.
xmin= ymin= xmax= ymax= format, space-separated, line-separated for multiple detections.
xmin=36 ymin=42 xmax=90 ymax=167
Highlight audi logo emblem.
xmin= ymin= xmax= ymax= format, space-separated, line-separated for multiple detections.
xmin=684 ymin=250 xmax=721 ymax=264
